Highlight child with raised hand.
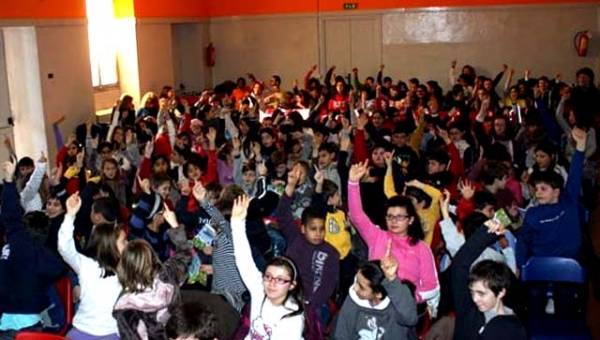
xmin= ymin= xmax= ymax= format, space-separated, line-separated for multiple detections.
xmin=348 ymin=160 xmax=440 ymax=314
xmin=277 ymin=166 xmax=339 ymax=327
xmin=333 ymin=240 xmax=418 ymax=340
xmin=230 ymin=195 xmax=305 ymax=340
xmin=58 ymin=192 xmax=127 ymax=340
xmin=0 ymin=160 xmax=65 ymax=337
xmin=451 ymin=219 xmax=526 ymax=340
xmin=517 ymin=127 xmax=588 ymax=269
xmin=113 ymin=202 xmax=192 ymax=340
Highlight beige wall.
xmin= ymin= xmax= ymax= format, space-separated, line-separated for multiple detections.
xmin=210 ymin=3 xmax=599 ymax=91
xmin=209 ymin=16 xmax=320 ymax=89
xmin=136 ymin=22 xmax=175 ymax=95
xmin=36 ymin=23 xmax=95 ymax=158
xmin=172 ymin=22 xmax=212 ymax=92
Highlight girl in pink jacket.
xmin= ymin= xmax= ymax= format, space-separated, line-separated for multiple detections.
xmin=347 ymin=161 xmax=440 ymax=315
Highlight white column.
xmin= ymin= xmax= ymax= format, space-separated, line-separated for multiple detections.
xmin=3 ymin=26 xmax=48 ymax=160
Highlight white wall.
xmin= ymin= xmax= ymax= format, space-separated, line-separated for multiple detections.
xmin=209 ymin=3 xmax=599 ymax=91
xmin=36 ymin=22 xmax=95 ymax=157
xmin=3 ymin=27 xmax=48 ymax=160
xmin=172 ymin=22 xmax=211 ymax=92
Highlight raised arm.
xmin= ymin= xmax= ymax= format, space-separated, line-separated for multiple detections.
xmin=565 ymin=128 xmax=586 ymax=201
xmin=58 ymin=193 xmax=84 ymax=274
xmin=347 ymin=161 xmax=384 ymax=246
xmin=20 ymin=153 xmax=48 ymax=206
xmin=275 ymin=167 xmax=303 ymax=242
xmin=231 ymin=196 xmax=264 ymax=299
xmin=161 ymin=203 xmax=193 ymax=286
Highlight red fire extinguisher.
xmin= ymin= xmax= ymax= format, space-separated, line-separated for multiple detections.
xmin=206 ymin=43 xmax=216 ymax=67
xmin=574 ymin=31 xmax=590 ymax=57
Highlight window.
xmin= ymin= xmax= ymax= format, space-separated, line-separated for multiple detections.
xmin=86 ymin=0 xmax=118 ymax=87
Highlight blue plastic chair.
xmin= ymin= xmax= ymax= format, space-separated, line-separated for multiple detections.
xmin=521 ymin=257 xmax=591 ymax=340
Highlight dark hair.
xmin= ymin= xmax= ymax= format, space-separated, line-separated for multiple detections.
xmin=92 ymin=197 xmax=119 ymax=223
xmin=358 ymin=261 xmax=388 ymax=300
xmin=474 ymin=191 xmax=497 ymax=211
xmin=528 ymin=169 xmax=564 ymax=190
xmin=321 ymin=179 xmax=339 ymax=202
xmin=427 ymin=150 xmax=450 ymax=166
xmin=405 ymin=186 xmax=432 ymax=209
xmin=469 ymin=259 xmax=513 ymax=296
xmin=166 ymin=302 xmax=219 ymax=340
xmin=17 ymin=157 xmax=34 ymax=169
xmin=97 ymin=141 xmax=113 ymax=153
xmin=576 ymin=67 xmax=595 ymax=84
xmin=318 ymin=142 xmax=338 ymax=156
xmin=23 ymin=211 xmax=50 ymax=245
xmin=534 ymin=141 xmax=557 ymax=160
xmin=385 ymin=195 xmax=424 ymax=245
xmin=86 ymin=223 xmax=123 ymax=278
xmin=480 ymin=161 xmax=509 ymax=186
xmin=117 ymin=239 xmax=162 ymax=293
xmin=266 ymin=256 xmax=304 ymax=319
xmin=184 ymin=153 xmax=208 ymax=178
xmin=300 ymin=205 xmax=326 ymax=227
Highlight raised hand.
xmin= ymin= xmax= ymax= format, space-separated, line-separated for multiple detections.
xmin=38 ymin=151 xmax=48 ymax=164
xmin=458 ymin=179 xmax=475 ymax=200
xmin=125 ymin=129 xmax=134 ymax=145
xmin=178 ymin=179 xmax=191 ymax=196
xmin=314 ymin=166 xmax=324 ymax=184
xmin=138 ymin=175 xmax=151 ymax=195
xmin=484 ymin=219 xmax=505 ymax=235
xmin=437 ymin=128 xmax=451 ymax=144
xmin=383 ymin=150 xmax=395 ymax=168
xmin=380 ymin=239 xmax=398 ymax=281
xmin=50 ymin=164 xmax=64 ymax=186
xmin=231 ymin=195 xmax=251 ymax=221
xmin=192 ymin=181 xmax=207 ymax=203
xmin=287 ymin=166 xmax=302 ymax=188
xmin=439 ymin=189 xmax=451 ymax=218
xmin=76 ymin=151 xmax=85 ymax=168
xmin=349 ymin=160 xmax=369 ymax=182
xmin=2 ymin=160 xmax=16 ymax=182
xmin=66 ymin=192 xmax=82 ymax=217
xmin=339 ymin=134 xmax=351 ymax=152
xmin=163 ymin=203 xmax=179 ymax=228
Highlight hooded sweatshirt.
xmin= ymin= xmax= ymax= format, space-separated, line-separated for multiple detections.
xmin=333 ymin=278 xmax=418 ymax=340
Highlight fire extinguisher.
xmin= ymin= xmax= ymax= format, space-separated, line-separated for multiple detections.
xmin=574 ymin=31 xmax=590 ymax=57
xmin=206 ymin=43 xmax=216 ymax=67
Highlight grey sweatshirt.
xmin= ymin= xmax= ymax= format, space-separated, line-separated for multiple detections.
xmin=333 ymin=278 xmax=418 ymax=340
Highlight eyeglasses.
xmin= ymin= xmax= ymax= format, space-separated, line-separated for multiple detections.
xmin=263 ymin=274 xmax=292 ymax=285
xmin=385 ymin=214 xmax=410 ymax=223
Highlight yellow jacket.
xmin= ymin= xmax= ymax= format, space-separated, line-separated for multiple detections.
xmin=325 ymin=209 xmax=351 ymax=259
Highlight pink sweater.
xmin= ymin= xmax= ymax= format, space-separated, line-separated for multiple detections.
xmin=348 ymin=181 xmax=440 ymax=303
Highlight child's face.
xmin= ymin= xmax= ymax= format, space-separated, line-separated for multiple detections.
xmin=301 ymin=218 xmax=325 ymax=245
xmin=479 ymin=204 xmax=495 ymax=219
xmin=470 ymin=280 xmax=504 ymax=312
xmin=534 ymin=150 xmax=552 ymax=169
xmin=354 ymin=271 xmax=380 ymax=302
xmin=19 ymin=165 xmax=34 ymax=178
xmin=261 ymin=133 xmax=274 ymax=148
xmin=427 ymin=160 xmax=446 ymax=174
xmin=156 ymin=182 xmax=171 ymax=199
xmin=153 ymin=158 xmax=169 ymax=174
xmin=318 ymin=150 xmax=334 ymax=168
xmin=45 ymin=198 xmax=64 ymax=218
xmin=242 ymin=169 xmax=257 ymax=186
xmin=102 ymin=162 xmax=118 ymax=180
xmin=263 ymin=265 xmax=295 ymax=303
xmin=385 ymin=206 xmax=413 ymax=235
xmin=187 ymin=164 xmax=202 ymax=181
xmin=534 ymin=182 xmax=560 ymax=204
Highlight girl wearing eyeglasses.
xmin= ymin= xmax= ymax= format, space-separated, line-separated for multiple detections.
xmin=348 ymin=161 xmax=440 ymax=316
xmin=231 ymin=196 xmax=304 ymax=340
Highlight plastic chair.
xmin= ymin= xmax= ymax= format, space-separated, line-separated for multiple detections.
xmin=15 ymin=332 xmax=65 ymax=340
xmin=54 ymin=275 xmax=73 ymax=335
xmin=521 ymin=257 xmax=591 ymax=340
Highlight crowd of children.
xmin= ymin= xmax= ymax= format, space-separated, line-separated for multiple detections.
xmin=0 ymin=61 xmax=599 ymax=340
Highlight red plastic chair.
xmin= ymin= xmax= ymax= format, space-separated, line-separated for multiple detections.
xmin=15 ymin=332 xmax=65 ymax=340
xmin=54 ymin=275 xmax=73 ymax=335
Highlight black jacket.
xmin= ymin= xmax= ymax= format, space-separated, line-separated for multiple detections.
xmin=0 ymin=182 xmax=65 ymax=314
xmin=451 ymin=226 xmax=526 ymax=340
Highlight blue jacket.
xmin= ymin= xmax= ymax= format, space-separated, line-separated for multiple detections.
xmin=516 ymin=151 xmax=584 ymax=268
xmin=0 ymin=182 xmax=65 ymax=314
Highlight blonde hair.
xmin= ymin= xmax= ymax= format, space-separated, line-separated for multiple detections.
xmin=117 ymin=239 xmax=162 ymax=293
